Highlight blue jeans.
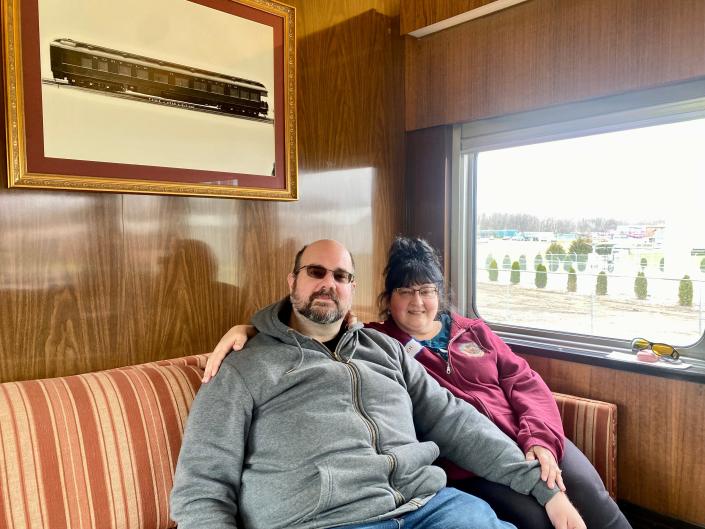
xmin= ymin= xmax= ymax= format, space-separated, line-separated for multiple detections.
xmin=336 ymin=487 xmax=516 ymax=529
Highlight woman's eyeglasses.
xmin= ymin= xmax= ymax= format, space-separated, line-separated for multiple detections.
xmin=631 ymin=338 xmax=680 ymax=361
xmin=394 ymin=286 xmax=439 ymax=299
xmin=295 ymin=264 xmax=354 ymax=284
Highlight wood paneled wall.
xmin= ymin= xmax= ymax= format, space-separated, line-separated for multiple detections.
xmin=405 ymin=0 xmax=705 ymax=130
xmin=400 ymin=0 xmax=497 ymax=35
xmin=523 ymin=354 xmax=705 ymax=526
xmin=0 ymin=0 xmax=405 ymax=382
xmin=404 ymin=125 xmax=451 ymax=262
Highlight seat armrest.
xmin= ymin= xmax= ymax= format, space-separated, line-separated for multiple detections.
xmin=553 ymin=392 xmax=618 ymax=498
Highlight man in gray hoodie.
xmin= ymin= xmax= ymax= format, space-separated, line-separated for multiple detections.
xmin=170 ymin=239 xmax=585 ymax=529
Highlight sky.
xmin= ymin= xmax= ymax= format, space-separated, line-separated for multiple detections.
xmin=475 ymin=117 xmax=705 ymax=225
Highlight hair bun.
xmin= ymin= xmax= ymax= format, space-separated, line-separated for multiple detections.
xmin=389 ymin=237 xmax=441 ymax=266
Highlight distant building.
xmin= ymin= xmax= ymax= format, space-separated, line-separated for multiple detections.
xmin=478 ymin=229 xmax=519 ymax=239
xmin=612 ymin=224 xmax=665 ymax=249
xmin=524 ymin=231 xmax=554 ymax=242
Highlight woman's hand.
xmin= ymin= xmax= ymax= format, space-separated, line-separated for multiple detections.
xmin=344 ymin=311 xmax=358 ymax=327
xmin=202 ymin=325 xmax=256 ymax=383
xmin=545 ymin=492 xmax=586 ymax=529
xmin=526 ymin=445 xmax=565 ymax=491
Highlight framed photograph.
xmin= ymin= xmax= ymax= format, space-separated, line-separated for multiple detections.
xmin=2 ymin=0 xmax=297 ymax=199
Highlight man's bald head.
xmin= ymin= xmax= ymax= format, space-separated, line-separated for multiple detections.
xmin=292 ymin=240 xmax=355 ymax=275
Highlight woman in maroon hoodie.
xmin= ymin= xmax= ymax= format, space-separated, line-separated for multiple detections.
xmin=205 ymin=237 xmax=631 ymax=529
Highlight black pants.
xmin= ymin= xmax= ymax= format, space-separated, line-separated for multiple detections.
xmin=449 ymin=439 xmax=632 ymax=529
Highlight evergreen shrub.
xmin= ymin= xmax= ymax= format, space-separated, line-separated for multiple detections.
xmin=596 ymin=271 xmax=608 ymax=295
xmin=634 ymin=271 xmax=647 ymax=300
xmin=679 ymin=275 xmax=693 ymax=306
xmin=510 ymin=261 xmax=521 ymax=285
xmin=535 ymin=264 xmax=548 ymax=289
xmin=489 ymin=259 xmax=499 ymax=281
xmin=567 ymin=267 xmax=577 ymax=293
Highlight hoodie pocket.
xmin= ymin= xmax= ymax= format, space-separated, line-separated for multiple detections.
xmin=240 ymin=464 xmax=332 ymax=528
xmin=294 ymin=463 xmax=332 ymax=524
xmin=386 ymin=441 xmax=444 ymax=500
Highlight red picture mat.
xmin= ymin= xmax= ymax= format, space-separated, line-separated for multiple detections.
xmin=20 ymin=0 xmax=286 ymax=188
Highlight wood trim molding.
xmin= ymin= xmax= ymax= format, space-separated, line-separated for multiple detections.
xmin=408 ymin=0 xmax=530 ymax=38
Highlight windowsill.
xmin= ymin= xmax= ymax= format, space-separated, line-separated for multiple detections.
xmin=505 ymin=337 xmax=705 ymax=384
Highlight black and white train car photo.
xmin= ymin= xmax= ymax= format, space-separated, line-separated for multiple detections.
xmin=48 ymin=38 xmax=270 ymax=121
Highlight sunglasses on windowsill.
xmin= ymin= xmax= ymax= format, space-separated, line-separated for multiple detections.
xmin=631 ymin=338 xmax=680 ymax=361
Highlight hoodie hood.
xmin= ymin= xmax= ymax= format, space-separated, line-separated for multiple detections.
xmin=251 ymin=297 xmax=299 ymax=345
xmin=251 ymin=296 xmax=365 ymax=363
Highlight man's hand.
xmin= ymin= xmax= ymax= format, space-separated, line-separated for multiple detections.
xmin=202 ymin=324 xmax=256 ymax=383
xmin=526 ymin=445 xmax=565 ymax=491
xmin=545 ymin=492 xmax=586 ymax=529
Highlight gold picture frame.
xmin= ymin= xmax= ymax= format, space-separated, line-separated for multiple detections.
xmin=3 ymin=0 xmax=297 ymax=200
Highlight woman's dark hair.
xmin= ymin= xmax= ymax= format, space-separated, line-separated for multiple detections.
xmin=377 ymin=236 xmax=449 ymax=318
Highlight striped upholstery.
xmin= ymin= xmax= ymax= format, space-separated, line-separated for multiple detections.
xmin=553 ymin=392 xmax=618 ymax=499
xmin=0 ymin=354 xmax=208 ymax=529
xmin=0 ymin=355 xmax=618 ymax=529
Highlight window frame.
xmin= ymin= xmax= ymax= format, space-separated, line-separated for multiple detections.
xmin=451 ymin=77 xmax=705 ymax=363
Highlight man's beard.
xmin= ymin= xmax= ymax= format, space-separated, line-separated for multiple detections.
xmin=291 ymin=285 xmax=345 ymax=325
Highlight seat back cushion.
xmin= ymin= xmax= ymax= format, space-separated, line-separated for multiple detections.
xmin=553 ymin=392 xmax=618 ymax=498
xmin=0 ymin=354 xmax=207 ymax=529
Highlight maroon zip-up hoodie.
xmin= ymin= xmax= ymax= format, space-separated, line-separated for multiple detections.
xmin=366 ymin=313 xmax=565 ymax=480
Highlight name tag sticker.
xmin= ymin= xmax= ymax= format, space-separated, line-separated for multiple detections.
xmin=404 ymin=340 xmax=423 ymax=357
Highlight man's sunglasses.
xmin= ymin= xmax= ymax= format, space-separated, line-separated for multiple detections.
xmin=295 ymin=264 xmax=354 ymax=284
xmin=631 ymin=338 xmax=680 ymax=361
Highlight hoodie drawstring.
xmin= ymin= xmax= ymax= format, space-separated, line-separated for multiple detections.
xmin=286 ymin=330 xmax=306 ymax=374
xmin=342 ymin=328 xmax=361 ymax=362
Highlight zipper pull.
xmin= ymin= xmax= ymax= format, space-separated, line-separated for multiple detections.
xmin=446 ymin=361 xmax=452 ymax=375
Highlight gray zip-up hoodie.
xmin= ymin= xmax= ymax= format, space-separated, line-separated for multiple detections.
xmin=170 ymin=298 xmax=558 ymax=529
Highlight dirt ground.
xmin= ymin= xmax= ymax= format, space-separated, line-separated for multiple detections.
xmin=475 ymin=281 xmax=703 ymax=345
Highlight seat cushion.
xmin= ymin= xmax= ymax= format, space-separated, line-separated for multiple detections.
xmin=0 ymin=354 xmax=207 ymax=529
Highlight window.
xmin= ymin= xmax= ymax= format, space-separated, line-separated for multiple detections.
xmin=193 ymin=79 xmax=207 ymax=91
xmin=452 ymin=79 xmax=705 ymax=359
xmin=66 ymin=53 xmax=82 ymax=66
xmin=118 ymin=63 xmax=132 ymax=76
xmin=228 ymin=86 xmax=239 ymax=98
xmin=210 ymin=84 xmax=224 ymax=95
xmin=175 ymin=76 xmax=189 ymax=88
xmin=153 ymin=71 xmax=169 ymax=84
xmin=80 ymin=56 xmax=93 ymax=69
xmin=96 ymin=59 xmax=108 ymax=72
xmin=135 ymin=68 xmax=149 ymax=80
